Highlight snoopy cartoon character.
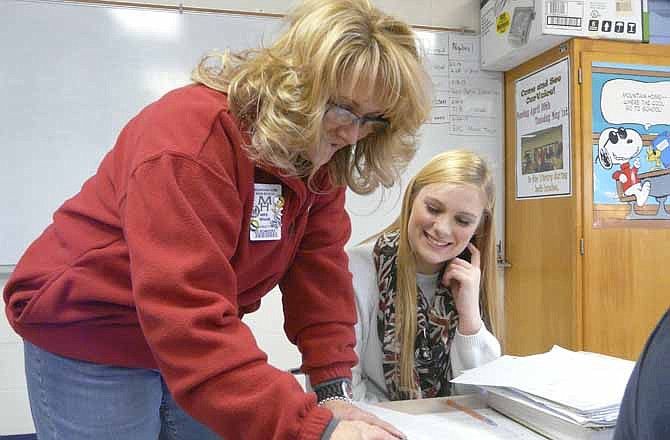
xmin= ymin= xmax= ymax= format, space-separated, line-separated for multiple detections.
xmin=597 ymin=127 xmax=651 ymax=207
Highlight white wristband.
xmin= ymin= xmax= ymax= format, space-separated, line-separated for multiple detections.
xmin=317 ymin=396 xmax=353 ymax=406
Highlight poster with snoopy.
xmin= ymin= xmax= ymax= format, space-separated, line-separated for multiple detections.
xmin=592 ymin=62 xmax=670 ymax=226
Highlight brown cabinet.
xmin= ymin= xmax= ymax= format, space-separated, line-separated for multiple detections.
xmin=504 ymin=39 xmax=670 ymax=360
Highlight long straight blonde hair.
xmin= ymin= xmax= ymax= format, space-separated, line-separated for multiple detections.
xmin=376 ymin=150 xmax=501 ymax=397
xmin=193 ymin=0 xmax=432 ymax=193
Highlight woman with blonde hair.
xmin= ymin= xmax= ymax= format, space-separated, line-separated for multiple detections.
xmin=348 ymin=150 xmax=502 ymax=402
xmin=3 ymin=0 xmax=431 ymax=438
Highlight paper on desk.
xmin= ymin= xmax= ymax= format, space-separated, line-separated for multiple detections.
xmin=486 ymin=386 xmax=618 ymax=427
xmin=355 ymin=401 xmax=544 ymax=440
xmin=507 ymin=387 xmax=620 ymax=425
xmin=451 ymin=345 xmax=635 ymax=413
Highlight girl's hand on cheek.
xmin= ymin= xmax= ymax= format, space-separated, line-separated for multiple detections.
xmin=441 ymin=242 xmax=482 ymax=335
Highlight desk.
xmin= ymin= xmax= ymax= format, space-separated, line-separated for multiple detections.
xmin=361 ymin=395 xmax=547 ymax=439
xmin=376 ymin=393 xmax=487 ymax=415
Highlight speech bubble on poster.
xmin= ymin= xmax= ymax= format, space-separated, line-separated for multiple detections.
xmin=601 ymin=79 xmax=670 ymax=129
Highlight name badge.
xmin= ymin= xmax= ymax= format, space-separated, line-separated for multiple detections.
xmin=250 ymin=183 xmax=283 ymax=241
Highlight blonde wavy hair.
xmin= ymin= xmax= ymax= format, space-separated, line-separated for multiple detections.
xmin=377 ymin=150 xmax=501 ymax=397
xmin=192 ymin=0 xmax=432 ymax=193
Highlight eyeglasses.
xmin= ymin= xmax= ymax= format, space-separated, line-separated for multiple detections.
xmin=324 ymin=103 xmax=390 ymax=135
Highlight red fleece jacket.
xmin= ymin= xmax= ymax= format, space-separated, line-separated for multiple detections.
xmin=4 ymin=84 xmax=358 ymax=440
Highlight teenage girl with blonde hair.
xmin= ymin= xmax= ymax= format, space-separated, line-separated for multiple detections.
xmin=348 ymin=150 xmax=502 ymax=402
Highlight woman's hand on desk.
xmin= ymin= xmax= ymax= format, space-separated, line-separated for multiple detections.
xmin=321 ymin=400 xmax=406 ymax=439
xmin=331 ymin=420 xmax=404 ymax=439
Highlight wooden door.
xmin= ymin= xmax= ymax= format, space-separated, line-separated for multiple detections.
xmin=578 ymin=42 xmax=670 ymax=360
xmin=503 ymin=43 xmax=583 ymax=356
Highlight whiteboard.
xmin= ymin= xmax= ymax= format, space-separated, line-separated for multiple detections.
xmin=0 ymin=0 xmax=282 ymax=265
xmin=0 ymin=0 xmax=504 ymax=265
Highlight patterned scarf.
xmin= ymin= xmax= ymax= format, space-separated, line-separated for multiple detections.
xmin=374 ymin=231 xmax=459 ymax=400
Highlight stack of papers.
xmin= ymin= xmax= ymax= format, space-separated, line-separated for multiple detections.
xmin=452 ymin=346 xmax=636 ymax=432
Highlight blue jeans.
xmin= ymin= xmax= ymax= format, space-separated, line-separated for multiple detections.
xmin=23 ymin=340 xmax=221 ymax=439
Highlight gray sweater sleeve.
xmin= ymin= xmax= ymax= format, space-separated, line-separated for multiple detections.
xmin=347 ymin=242 xmax=385 ymax=402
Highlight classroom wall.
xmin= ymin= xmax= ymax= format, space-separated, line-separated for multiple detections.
xmin=131 ymin=0 xmax=481 ymax=30
xmin=0 ymin=273 xmax=33 ymax=436
xmin=0 ymin=0 xmax=480 ymax=435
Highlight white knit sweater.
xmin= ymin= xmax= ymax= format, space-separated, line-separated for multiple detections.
xmin=347 ymin=240 xmax=501 ymax=402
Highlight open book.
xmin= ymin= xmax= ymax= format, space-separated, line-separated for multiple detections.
xmin=355 ymin=398 xmax=545 ymax=439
